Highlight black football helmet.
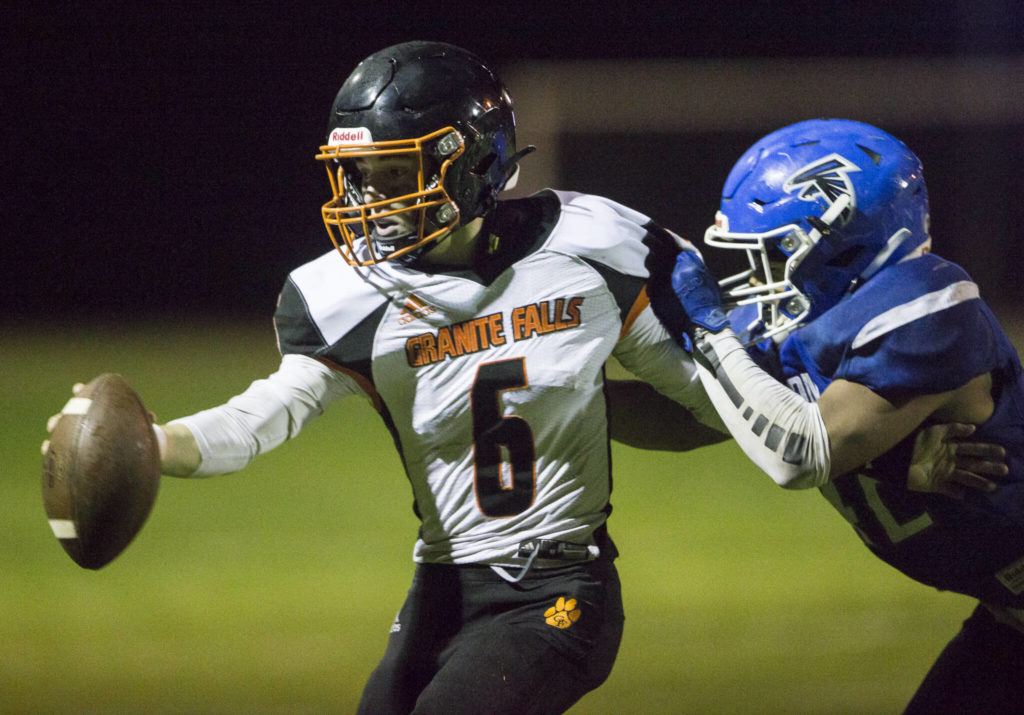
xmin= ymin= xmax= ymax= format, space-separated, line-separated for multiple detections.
xmin=316 ymin=41 xmax=532 ymax=266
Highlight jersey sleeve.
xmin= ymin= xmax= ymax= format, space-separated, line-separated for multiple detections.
xmin=546 ymin=193 xmax=724 ymax=430
xmin=169 ymin=353 xmax=363 ymax=476
xmin=275 ymin=275 xmax=327 ymax=357
xmin=273 ymin=254 xmax=390 ymax=390
xmin=547 ymin=196 xmax=726 ymax=432
xmin=614 ymin=302 xmax=725 ymax=432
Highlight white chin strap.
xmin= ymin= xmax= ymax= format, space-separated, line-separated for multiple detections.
xmin=503 ymin=164 xmax=520 ymax=191
xmin=858 ymin=228 xmax=914 ymax=283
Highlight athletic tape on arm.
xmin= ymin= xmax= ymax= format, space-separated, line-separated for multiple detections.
xmin=693 ymin=329 xmax=831 ymax=488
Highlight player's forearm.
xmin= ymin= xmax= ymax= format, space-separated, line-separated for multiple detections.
xmin=607 ymin=379 xmax=729 ymax=451
xmin=165 ymin=353 xmax=357 ymax=477
xmin=157 ymin=423 xmax=202 ymax=477
xmin=692 ymin=328 xmax=831 ymax=488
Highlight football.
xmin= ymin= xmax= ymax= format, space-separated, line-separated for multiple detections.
xmin=42 ymin=373 xmax=161 ymax=569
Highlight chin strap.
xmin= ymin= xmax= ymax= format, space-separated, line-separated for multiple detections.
xmin=498 ymin=145 xmax=537 ymax=192
xmin=467 ymin=145 xmax=537 ymax=223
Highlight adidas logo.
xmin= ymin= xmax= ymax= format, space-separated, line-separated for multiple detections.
xmin=398 ymin=294 xmax=436 ymax=325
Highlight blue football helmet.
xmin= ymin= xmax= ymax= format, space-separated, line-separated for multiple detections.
xmin=705 ymin=119 xmax=931 ymax=341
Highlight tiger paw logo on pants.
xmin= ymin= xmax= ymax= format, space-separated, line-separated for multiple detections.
xmin=544 ymin=596 xmax=581 ymax=629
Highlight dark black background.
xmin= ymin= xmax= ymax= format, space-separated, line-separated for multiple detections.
xmin=6 ymin=1 xmax=1023 ymax=321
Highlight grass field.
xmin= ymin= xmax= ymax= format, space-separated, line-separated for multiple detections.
xmin=2 ymin=319 xmax=1001 ymax=713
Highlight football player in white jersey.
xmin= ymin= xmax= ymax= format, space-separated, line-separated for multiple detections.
xmin=141 ymin=41 xmax=728 ymax=713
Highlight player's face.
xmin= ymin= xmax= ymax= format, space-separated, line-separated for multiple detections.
xmin=354 ymin=154 xmax=421 ymax=239
xmin=749 ymin=260 xmax=787 ymax=288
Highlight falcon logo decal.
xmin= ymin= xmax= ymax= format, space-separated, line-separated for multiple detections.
xmin=784 ymin=153 xmax=860 ymax=221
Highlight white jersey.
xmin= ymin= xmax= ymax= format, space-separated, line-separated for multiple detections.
xmin=174 ymin=190 xmax=717 ymax=568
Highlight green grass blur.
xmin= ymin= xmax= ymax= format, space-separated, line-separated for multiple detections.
xmin=1 ymin=320 xmax=992 ymax=713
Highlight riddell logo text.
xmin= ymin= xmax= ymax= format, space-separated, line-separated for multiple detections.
xmin=405 ymin=297 xmax=585 ymax=368
xmin=329 ymin=128 xmax=372 ymax=146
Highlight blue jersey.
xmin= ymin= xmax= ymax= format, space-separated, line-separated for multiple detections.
xmin=743 ymin=254 xmax=1024 ymax=606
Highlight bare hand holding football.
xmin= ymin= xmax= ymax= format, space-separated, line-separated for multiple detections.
xmin=41 ymin=374 xmax=161 ymax=569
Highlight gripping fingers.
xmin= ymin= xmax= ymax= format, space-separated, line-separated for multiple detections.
xmin=953 ymin=441 xmax=1006 ymax=455
xmin=43 ymin=382 xmax=89 ymax=456
xmin=941 ymin=422 xmax=976 ymax=440
xmin=951 ymin=453 xmax=1009 ymax=478
xmin=949 ymin=441 xmax=1008 ymax=478
xmin=908 ymin=421 xmax=1006 ymax=497
xmin=950 ymin=440 xmax=1007 ymax=460
xmin=671 ymin=252 xmax=729 ymax=332
xmin=42 ymin=412 xmax=61 ymax=456
xmin=941 ymin=421 xmax=1009 ymax=481
xmin=950 ymin=469 xmax=998 ymax=494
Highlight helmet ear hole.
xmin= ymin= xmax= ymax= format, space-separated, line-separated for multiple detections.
xmin=420 ymin=155 xmax=442 ymax=187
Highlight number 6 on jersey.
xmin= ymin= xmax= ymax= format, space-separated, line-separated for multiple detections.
xmin=471 ymin=359 xmax=536 ymax=517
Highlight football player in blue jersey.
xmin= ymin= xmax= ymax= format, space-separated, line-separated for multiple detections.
xmin=656 ymin=118 xmax=1024 ymax=713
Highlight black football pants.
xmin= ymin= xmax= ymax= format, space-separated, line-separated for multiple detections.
xmin=904 ymin=603 xmax=1024 ymax=714
xmin=356 ymin=555 xmax=624 ymax=715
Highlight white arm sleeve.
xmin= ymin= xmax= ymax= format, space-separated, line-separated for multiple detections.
xmin=693 ymin=329 xmax=831 ymax=488
xmin=614 ymin=306 xmax=727 ymax=432
xmin=169 ymin=353 xmax=363 ymax=477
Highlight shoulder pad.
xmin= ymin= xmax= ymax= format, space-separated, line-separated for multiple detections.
xmin=543 ymin=191 xmax=654 ymax=277
xmin=275 ymin=250 xmax=387 ymax=355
